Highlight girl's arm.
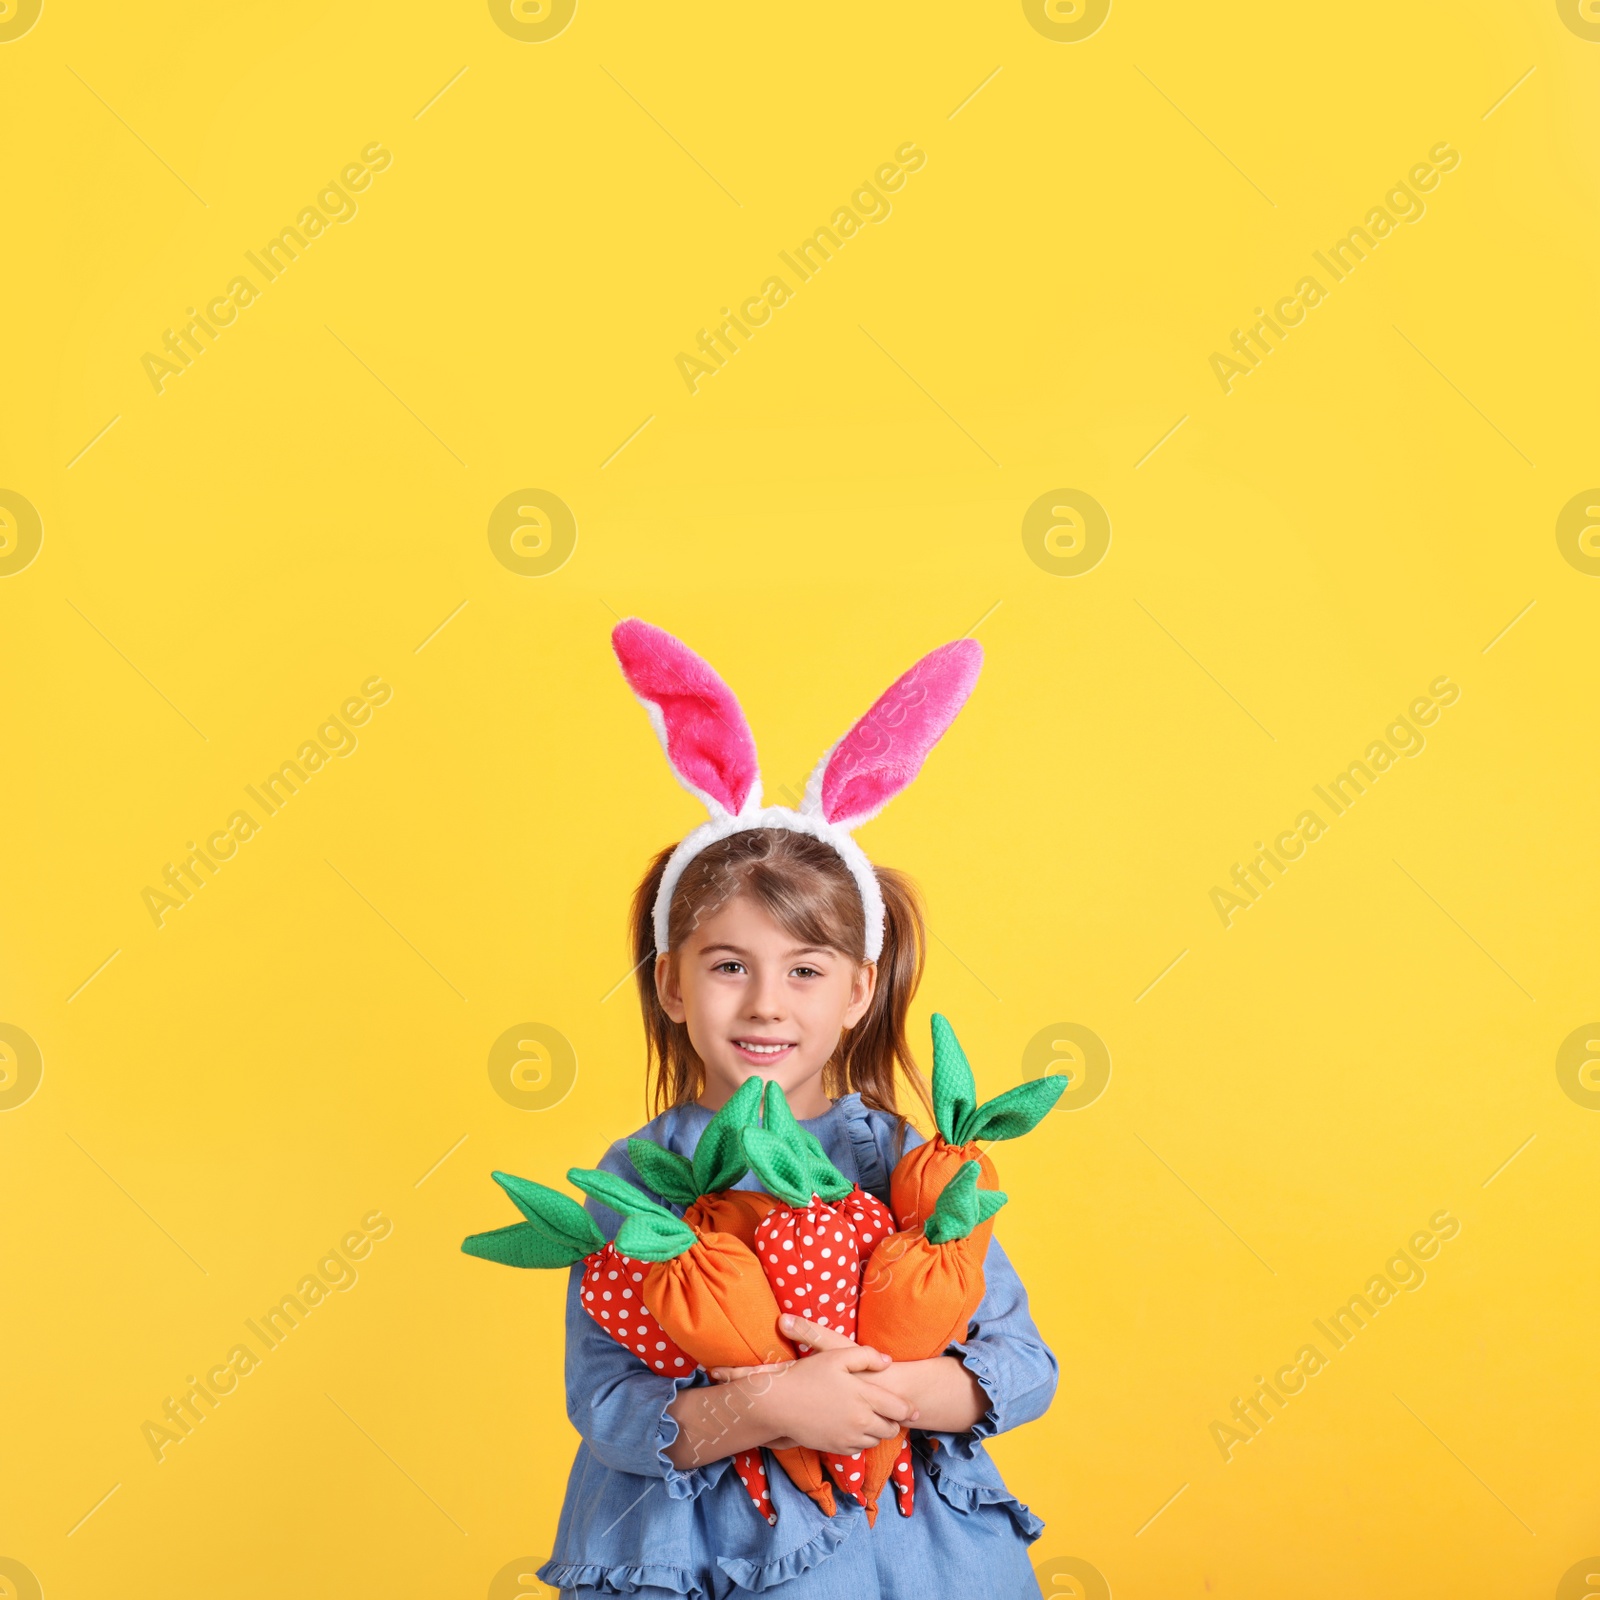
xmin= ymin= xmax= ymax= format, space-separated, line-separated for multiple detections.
xmin=560 ymin=1250 xmax=726 ymax=1498
xmin=717 ymin=1237 xmax=1058 ymax=1449
xmin=919 ymin=1234 xmax=1059 ymax=1454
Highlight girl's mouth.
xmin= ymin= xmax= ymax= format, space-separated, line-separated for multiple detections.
xmin=731 ymin=1039 xmax=795 ymax=1064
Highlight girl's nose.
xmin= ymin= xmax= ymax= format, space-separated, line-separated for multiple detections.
xmin=745 ymin=970 xmax=786 ymax=1019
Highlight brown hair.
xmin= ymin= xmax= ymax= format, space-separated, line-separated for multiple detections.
xmin=630 ymin=828 xmax=931 ymax=1129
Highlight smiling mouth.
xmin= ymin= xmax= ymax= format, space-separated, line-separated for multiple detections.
xmin=732 ymin=1040 xmax=795 ymax=1057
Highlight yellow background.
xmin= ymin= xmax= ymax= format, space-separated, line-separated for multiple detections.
xmin=3 ymin=0 xmax=1598 ymax=1595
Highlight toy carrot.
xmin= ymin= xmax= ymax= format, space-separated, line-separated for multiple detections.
xmin=855 ymin=1160 xmax=1008 ymax=1523
xmin=742 ymin=1084 xmax=917 ymax=1514
xmin=569 ymin=1165 xmax=837 ymax=1517
xmin=625 ymin=1075 xmax=782 ymax=1249
xmin=788 ymin=1116 xmax=896 ymax=1255
xmin=462 ymin=1171 xmax=777 ymax=1524
xmin=890 ymin=1014 xmax=1064 ymax=1263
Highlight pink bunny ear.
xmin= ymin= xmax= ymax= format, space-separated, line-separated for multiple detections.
xmin=612 ymin=620 xmax=760 ymax=818
xmin=807 ymin=639 xmax=983 ymax=830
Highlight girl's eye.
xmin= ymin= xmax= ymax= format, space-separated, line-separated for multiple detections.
xmin=791 ymin=965 xmax=822 ymax=979
xmin=714 ymin=961 xmax=745 ymax=975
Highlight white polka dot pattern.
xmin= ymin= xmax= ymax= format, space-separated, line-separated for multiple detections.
xmin=579 ymin=1242 xmax=775 ymax=1524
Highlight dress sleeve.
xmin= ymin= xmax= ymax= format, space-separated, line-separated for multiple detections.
xmin=922 ymin=1234 xmax=1059 ymax=1462
xmin=560 ymin=1140 xmax=731 ymax=1499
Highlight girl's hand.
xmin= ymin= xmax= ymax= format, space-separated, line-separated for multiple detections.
xmin=757 ymin=1346 xmax=917 ymax=1454
xmin=745 ymin=1317 xmax=917 ymax=1455
xmin=706 ymin=1313 xmax=857 ymax=1381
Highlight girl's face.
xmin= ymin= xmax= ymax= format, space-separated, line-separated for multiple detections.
xmin=655 ymin=893 xmax=876 ymax=1118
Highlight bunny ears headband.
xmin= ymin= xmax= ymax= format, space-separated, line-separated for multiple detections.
xmin=612 ymin=620 xmax=983 ymax=962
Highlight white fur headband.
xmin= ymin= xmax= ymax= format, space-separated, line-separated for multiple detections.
xmin=612 ymin=620 xmax=983 ymax=961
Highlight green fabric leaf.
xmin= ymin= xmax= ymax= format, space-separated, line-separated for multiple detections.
xmin=797 ymin=1128 xmax=851 ymax=1203
xmin=740 ymin=1127 xmax=813 ymax=1207
xmin=460 ymin=1220 xmax=587 ymax=1270
xmin=566 ymin=1166 xmax=696 ymax=1260
xmin=566 ymin=1165 xmax=653 ymax=1219
xmin=964 ymin=1075 xmax=1069 ymax=1142
xmin=691 ymin=1075 xmax=764 ymax=1195
xmin=627 ymin=1139 xmax=700 ymax=1205
xmin=931 ymin=1013 xmax=979 ymax=1144
xmin=491 ymin=1172 xmax=605 ymax=1255
xmin=757 ymin=1077 xmax=800 ymax=1141
xmin=924 ymin=1161 xmax=1007 ymax=1244
xmin=614 ymin=1211 xmax=697 ymax=1262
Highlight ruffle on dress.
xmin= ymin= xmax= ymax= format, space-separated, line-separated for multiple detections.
xmin=920 ymin=1445 xmax=1044 ymax=1542
xmin=925 ymin=1335 xmax=1001 ymax=1461
xmin=714 ymin=1495 xmax=865 ymax=1591
xmin=835 ymin=1093 xmax=896 ymax=1197
xmin=651 ymin=1370 xmax=732 ymax=1501
xmin=536 ymin=1558 xmax=705 ymax=1597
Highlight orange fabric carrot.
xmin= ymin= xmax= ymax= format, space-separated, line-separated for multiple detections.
xmin=890 ymin=1014 xmax=1064 ymax=1264
xmin=462 ymin=1171 xmax=777 ymax=1524
xmin=570 ymin=1165 xmax=837 ymax=1517
xmin=855 ymin=1160 xmax=1007 ymax=1523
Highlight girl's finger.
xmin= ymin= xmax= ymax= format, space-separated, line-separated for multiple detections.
xmin=708 ymin=1361 xmax=791 ymax=1382
xmin=837 ymin=1343 xmax=894 ymax=1373
xmin=778 ymin=1313 xmax=858 ymax=1352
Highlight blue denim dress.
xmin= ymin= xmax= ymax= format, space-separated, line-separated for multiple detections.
xmin=538 ymin=1093 xmax=1057 ymax=1599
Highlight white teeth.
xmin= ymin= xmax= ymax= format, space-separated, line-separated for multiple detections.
xmin=736 ymin=1042 xmax=790 ymax=1054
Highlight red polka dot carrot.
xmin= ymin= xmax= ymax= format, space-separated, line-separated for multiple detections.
xmin=855 ymin=1160 xmax=1007 ymax=1524
xmin=462 ymin=1171 xmax=777 ymax=1525
xmin=783 ymin=1099 xmax=917 ymax=1515
xmin=743 ymin=1083 xmax=917 ymax=1513
xmin=569 ymin=1165 xmax=837 ymax=1518
xmin=890 ymin=1014 xmax=1065 ymax=1264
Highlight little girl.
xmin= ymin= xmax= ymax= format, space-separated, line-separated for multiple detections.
xmin=538 ymin=622 xmax=1057 ymax=1599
